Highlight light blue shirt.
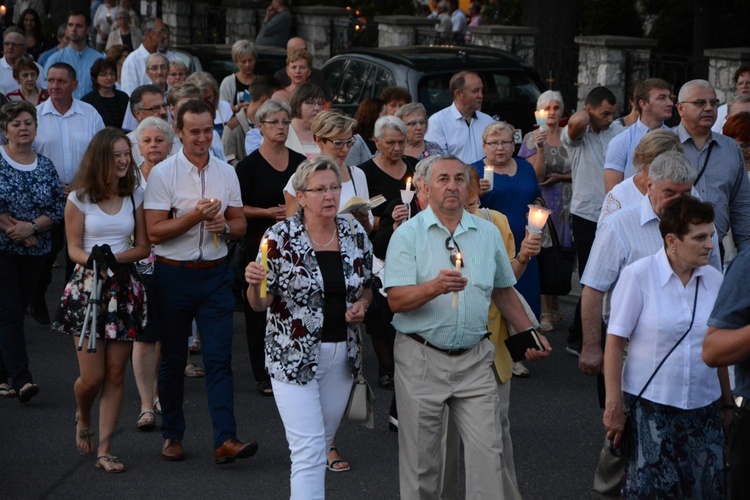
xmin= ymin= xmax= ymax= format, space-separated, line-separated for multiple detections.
xmin=44 ymin=45 xmax=104 ymax=99
xmin=604 ymin=118 xmax=667 ymax=179
xmin=384 ymin=206 xmax=516 ymax=349
xmin=34 ymin=99 xmax=105 ymax=184
xmin=424 ymin=102 xmax=494 ymax=165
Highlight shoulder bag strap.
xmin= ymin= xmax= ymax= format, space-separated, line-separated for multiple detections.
xmin=632 ymin=276 xmax=701 ymax=405
xmin=346 ymin=166 xmax=357 ymax=196
xmin=693 ymin=142 xmax=715 ymax=187
xmin=130 ymin=193 xmax=136 ymax=246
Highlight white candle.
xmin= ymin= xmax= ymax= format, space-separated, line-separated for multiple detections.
xmin=483 ymin=165 xmax=494 ymax=189
xmin=452 ymin=252 xmax=461 ymax=309
xmin=260 ymin=238 xmax=268 ymax=298
xmin=534 ymin=109 xmax=549 ymax=131
xmin=527 ymin=204 xmax=552 ymax=234
xmin=405 ymin=177 xmax=412 ymax=192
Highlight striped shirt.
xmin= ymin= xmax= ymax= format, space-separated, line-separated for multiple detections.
xmin=384 ymin=205 xmax=516 ymax=349
xmin=675 ymin=123 xmax=750 ymax=249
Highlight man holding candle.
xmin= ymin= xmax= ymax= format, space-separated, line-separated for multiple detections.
xmin=384 ymin=154 xmax=551 ymax=499
xmin=603 ymin=78 xmax=673 ymax=192
xmin=144 ymin=99 xmax=257 ymax=464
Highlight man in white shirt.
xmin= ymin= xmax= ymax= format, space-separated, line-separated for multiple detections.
xmin=0 ymin=28 xmax=44 ymax=95
xmin=424 ymin=71 xmax=494 ymax=165
xmin=603 ymin=78 xmax=673 ymax=192
xmin=448 ymin=0 xmax=467 ymax=38
xmin=30 ymin=62 xmax=105 ymax=325
xmin=143 ymin=99 xmax=255 ymax=464
xmin=579 ymin=151 xmax=720 ymax=497
xmin=121 ymin=18 xmax=171 ymax=95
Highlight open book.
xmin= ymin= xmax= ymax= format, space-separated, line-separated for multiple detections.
xmin=339 ymin=195 xmax=386 ymax=214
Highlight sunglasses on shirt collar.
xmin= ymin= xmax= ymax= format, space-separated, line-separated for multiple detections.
xmin=445 ymin=236 xmax=464 ymax=268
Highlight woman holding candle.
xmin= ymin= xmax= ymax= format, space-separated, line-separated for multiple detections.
xmin=236 ymin=100 xmax=305 ymax=397
xmin=518 ymin=91 xmax=571 ymax=331
xmin=396 ymin=103 xmax=445 ymax=160
xmin=472 ymin=120 xmax=544 ymax=320
xmin=246 ymin=156 xmax=372 ymax=498
xmin=604 ymin=195 xmax=729 ymax=498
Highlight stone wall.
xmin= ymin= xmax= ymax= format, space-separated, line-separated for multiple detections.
xmin=296 ymin=6 xmax=350 ymax=68
xmin=469 ymin=25 xmax=537 ymax=65
xmin=161 ymin=0 xmax=190 ymax=46
xmin=225 ymin=6 xmax=259 ymax=43
xmin=375 ymin=16 xmax=437 ymax=48
xmin=705 ymin=48 xmax=750 ymax=104
xmin=574 ymin=35 xmax=656 ymax=110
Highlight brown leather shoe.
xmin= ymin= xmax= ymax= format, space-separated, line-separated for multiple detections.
xmin=214 ymin=437 xmax=258 ymax=465
xmin=162 ymin=439 xmax=184 ymax=461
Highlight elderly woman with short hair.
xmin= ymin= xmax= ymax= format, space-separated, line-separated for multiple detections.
xmin=599 ymin=129 xmax=684 ymax=225
xmin=396 ymin=102 xmax=445 ymax=161
xmin=130 ymin=116 xmax=175 ymax=430
xmin=246 ymin=156 xmax=372 ymax=499
xmin=473 ymin=120 xmax=543 ymax=319
xmin=358 ymin=115 xmax=419 ymax=231
xmin=0 ymin=100 xmax=64 ymax=401
xmin=237 ymin=99 xmax=305 ymax=397
xmin=220 ymin=39 xmax=257 ymax=114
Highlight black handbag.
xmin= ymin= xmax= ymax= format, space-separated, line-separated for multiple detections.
xmin=537 ymin=218 xmax=575 ymax=296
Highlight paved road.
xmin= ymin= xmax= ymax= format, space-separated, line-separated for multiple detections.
xmin=1 ymin=266 xmax=603 ymax=500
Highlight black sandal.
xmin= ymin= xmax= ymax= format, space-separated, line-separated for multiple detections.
xmin=258 ymin=380 xmax=274 ymax=397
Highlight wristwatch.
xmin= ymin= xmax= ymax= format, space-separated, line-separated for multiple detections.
xmin=31 ymin=221 xmax=39 ymax=235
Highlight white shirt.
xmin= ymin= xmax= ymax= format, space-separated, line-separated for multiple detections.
xmin=283 ymin=165 xmax=374 ymax=225
xmin=144 ymin=148 xmax=242 ymax=261
xmin=562 ymin=121 xmax=624 ymax=222
xmin=68 ymin=188 xmax=144 ymax=254
xmin=609 ymin=248 xmax=723 ymax=409
xmin=712 ymin=103 xmax=727 ymax=134
xmin=93 ymin=3 xmax=121 ymax=46
xmin=120 ymin=44 xmax=176 ymax=95
xmin=598 ymin=176 xmax=643 ymax=226
xmin=424 ymin=102 xmax=494 ymax=165
xmin=34 ymin=99 xmax=105 ymax=184
xmin=0 ymin=57 xmax=45 ymax=95
xmin=244 ymin=127 xmax=262 ymax=156
xmin=604 ymin=118 xmax=667 ymax=179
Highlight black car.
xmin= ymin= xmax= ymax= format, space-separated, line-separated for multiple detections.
xmin=322 ymin=45 xmax=546 ymax=142
xmin=172 ymin=44 xmax=287 ymax=83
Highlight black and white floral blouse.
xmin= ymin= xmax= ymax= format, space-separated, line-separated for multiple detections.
xmin=260 ymin=211 xmax=372 ymax=385
xmin=0 ymin=153 xmax=64 ymax=255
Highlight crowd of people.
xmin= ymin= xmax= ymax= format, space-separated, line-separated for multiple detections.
xmin=2 ymin=1 xmax=750 ymax=498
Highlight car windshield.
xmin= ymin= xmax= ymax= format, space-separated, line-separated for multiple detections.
xmin=418 ymin=71 xmax=542 ymax=115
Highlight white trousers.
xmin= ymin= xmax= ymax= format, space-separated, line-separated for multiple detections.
xmin=272 ymin=342 xmax=353 ymax=500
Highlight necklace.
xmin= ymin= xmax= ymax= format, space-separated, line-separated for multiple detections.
xmin=306 ymin=224 xmax=337 ymax=248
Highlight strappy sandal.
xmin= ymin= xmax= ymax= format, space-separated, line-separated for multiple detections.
xmin=184 ymin=363 xmax=205 ymax=378
xmin=326 ymin=446 xmax=351 ymax=472
xmin=153 ymin=398 xmax=162 ymax=415
xmin=137 ymin=410 xmax=156 ymax=431
xmin=76 ymin=425 xmax=96 ymax=454
xmin=96 ymin=454 xmax=125 ymax=473
xmin=0 ymin=383 xmax=16 ymax=398
xmin=539 ymin=313 xmax=554 ymax=332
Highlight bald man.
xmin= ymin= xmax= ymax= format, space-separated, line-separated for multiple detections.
xmin=272 ymin=37 xmax=331 ymax=101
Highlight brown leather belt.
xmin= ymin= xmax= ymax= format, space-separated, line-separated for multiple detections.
xmin=406 ymin=333 xmax=485 ymax=356
xmin=156 ymin=256 xmax=226 ymax=270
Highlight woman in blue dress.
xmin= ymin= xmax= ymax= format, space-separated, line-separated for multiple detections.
xmin=472 ymin=121 xmax=543 ymax=319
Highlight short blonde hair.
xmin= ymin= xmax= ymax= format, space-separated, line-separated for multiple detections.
xmin=231 ymin=39 xmax=256 ymax=64
xmin=292 ymin=156 xmax=342 ymax=193
xmin=632 ymin=129 xmax=683 ymax=172
xmin=481 ymin=121 xmax=515 ymax=143
xmin=312 ymin=109 xmax=357 ymax=141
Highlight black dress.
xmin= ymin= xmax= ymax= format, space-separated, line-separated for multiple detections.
xmin=81 ymin=89 xmax=130 ymax=128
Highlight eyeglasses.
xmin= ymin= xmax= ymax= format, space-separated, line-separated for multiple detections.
xmin=303 ymin=100 xmax=324 ymax=108
xmin=382 ymin=139 xmax=406 ymax=148
xmin=324 ymin=137 xmax=356 ymax=150
xmin=147 ymin=65 xmax=168 ymax=72
xmin=98 ymin=72 xmax=116 ymax=78
xmin=445 ymin=236 xmax=464 ymax=268
xmin=3 ymin=41 xmax=24 ymax=47
xmin=139 ymin=103 xmax=168 ymax=112
xmin=303 ymin=185 xmax=342 ymax=196
xmin=681 ymin=99 xmax=721 ymax=109
xmin=261 ymin=119 xmax=292 ymax=127
xmin=466 ymin=201 xmax=480 ymax=211
xmin=404 ymin=120 xmax=426 ymax=127
xmin=485 ymin=140 xmax=514 ymax=149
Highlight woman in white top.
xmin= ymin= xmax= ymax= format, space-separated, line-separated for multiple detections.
xmin=598 ymin=129 xmax=683 ymax=225
xmin=603 ymin=195 xmax=731 ymax=498
xmin=52 ymin=128 xmax=150 ymax=473
xmin=286 ymin=83 xmax=324 ymax=159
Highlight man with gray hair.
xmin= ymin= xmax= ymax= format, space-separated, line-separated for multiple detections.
xmin=674 ymin=79 xmax=750 ymax=253
xmin=121 ymin=18 xmax=174 ymax=95
xmin=126 ymin=84 xmax=171 ymax=165
xmin=0 ymin=28 xmax=44 ymax=95
xmin=579 ymin=150 xmax=721 ymax=497
xmin=384 ymin=153 xmax=550 ymax=499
